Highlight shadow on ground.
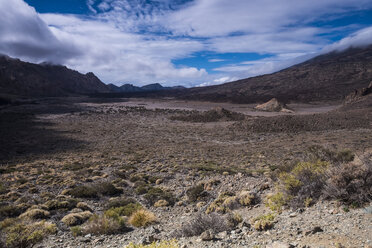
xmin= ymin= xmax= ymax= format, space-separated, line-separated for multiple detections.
xmin=0 ymin=99 xmax=87 ymax=164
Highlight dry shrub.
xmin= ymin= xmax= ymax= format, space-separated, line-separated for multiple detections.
xmin=186 ymin=184 xmax=205 ymax=202
xmin=175 ymin=213 xmax=231 ymax=237
xmin=82 ymin=214 xmax=128 ymax=235
xmin=324 ymin=159 xmax=372 ymax=206
xmin=128 ymin=209 xmax=157 ymax=228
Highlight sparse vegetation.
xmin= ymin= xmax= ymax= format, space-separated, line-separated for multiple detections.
xmin=126 ymin=240 xmax=179 ymax=248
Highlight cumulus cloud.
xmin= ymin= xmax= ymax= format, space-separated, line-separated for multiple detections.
xmin=0 ymin=0 xmax=81 ymax=64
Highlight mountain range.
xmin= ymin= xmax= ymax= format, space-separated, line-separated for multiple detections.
xmin=1 ymin=45 xmax=372 ymax=102
xmin=107 ymin=83 xmax=185 ymax=93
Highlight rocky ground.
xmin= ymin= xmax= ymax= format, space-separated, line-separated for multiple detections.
xmin=0 ymin=97 xmax=371 ymax=248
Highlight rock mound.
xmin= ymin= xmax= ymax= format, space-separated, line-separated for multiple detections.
xmin=170 ymin=107 xmax=245 ymax=122
xmin=255 ymin=98 xmax=293 ymax=113
xmin=344 ymin=81 xmax=372 ymax=104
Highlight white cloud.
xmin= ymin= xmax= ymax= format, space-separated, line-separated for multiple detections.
xmin=321 ymin=26 xmax=372 ymax=53
xmin=0 ymin=0 xmax=81 ymax=64
xmin=208 ymin=59 xmax=225 ymax=62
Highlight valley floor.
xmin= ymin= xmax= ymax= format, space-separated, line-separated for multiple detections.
xmin=0 ymin=97 xmax=371 ymax=248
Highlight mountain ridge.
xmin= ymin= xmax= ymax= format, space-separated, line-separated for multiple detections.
xmin=0 ymin=54 xmax=109 ymax=97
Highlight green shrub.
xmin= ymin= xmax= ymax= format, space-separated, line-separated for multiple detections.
xmin=144 ymin=188 xmax=175 ymax=206
xmin=274 ymin=160 xmax=329 ymax=209
xmin=105 ymin=203 xmax=142 ymax=218
xmin=251 ymin=213 xmax=275 ymax=231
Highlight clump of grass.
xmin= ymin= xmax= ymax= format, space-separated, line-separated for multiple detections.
xmin=125 ymin=240 xmax=179 ymax=248
xmin=128 ymin=209 xmax=157 ymax=228
xmin=251 ymin=213 xmax=275 ymax=231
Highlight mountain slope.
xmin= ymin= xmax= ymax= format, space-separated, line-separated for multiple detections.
xmin=0 ymin=55 xmax=109 ymax=97
xmin=180 ymin=45 xmax=372 ymax=103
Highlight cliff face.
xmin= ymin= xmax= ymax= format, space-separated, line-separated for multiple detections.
xmin=0 ymin=55 xmax=109 ymax=97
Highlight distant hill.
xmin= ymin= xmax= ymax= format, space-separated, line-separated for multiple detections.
xmin=107 ymin=83 xmax=185 ymax=93
xmin=0 ymin=55 xmax=109 ymax=97
xmin=178 ymin=45 xmax=372 ymax=103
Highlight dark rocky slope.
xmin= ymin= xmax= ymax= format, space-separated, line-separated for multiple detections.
xmin=180 ymin=45 xmax=372 ymax=103
xmin=0 ymin=55 xmax=109 ymax=97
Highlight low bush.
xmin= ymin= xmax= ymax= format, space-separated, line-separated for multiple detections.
xmin=175 ymin=213 xmax=230 ymax=237
xmin=96 ymin=182 xmax=123 ymax=196
xmin=186 ymin=184 xmax=205 ymax=202
xmin=323 ymin=159 xmax=372 ymax=206
xmin=2 ymin=220 xmax=56 ymax=248
xmin=105 ymin=203 xmax=142 ymax=218
xmin=206 ymin=192 xmax=236 ymax=214
xmin=81 ymin=214 xmax=128 ymax=235
xmin=0 ymin=205 xmax=28 ymax=220
xmin=69 ymin=185 xmax=98 ymax=198
xmin=274 ymin=160 xmax=329 ymax=209
xmin=106 ymin=197 xmax=138 ymax=209
xmin=128 ymin=209 xmax=156 ymax=228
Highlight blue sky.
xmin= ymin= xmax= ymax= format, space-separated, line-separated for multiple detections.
xmin=1 ymin=0 xmax=372 ymax=87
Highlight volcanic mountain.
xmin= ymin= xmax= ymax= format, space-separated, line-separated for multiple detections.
xmin=0 ymin=55 xmax=109 ymax=97
xmin=178 ymin=45 xmax=372 ymax=103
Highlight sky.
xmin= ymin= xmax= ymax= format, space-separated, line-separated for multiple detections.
xmin=1 ymin=0 xmax=372 ymax=87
